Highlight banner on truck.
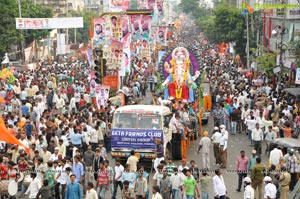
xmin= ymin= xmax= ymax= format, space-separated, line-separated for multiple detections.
xmin=111 ymin=129 xmax=163 ymax=149
xmin=16 ymin=17 xmax=83 ymax=29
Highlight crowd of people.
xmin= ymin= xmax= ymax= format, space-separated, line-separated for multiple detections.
xmin=0 ymin=35 xmax=299 ymax=199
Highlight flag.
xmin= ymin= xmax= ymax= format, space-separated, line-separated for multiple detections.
xmin=0 ymin=118 xmax=30 ymax=154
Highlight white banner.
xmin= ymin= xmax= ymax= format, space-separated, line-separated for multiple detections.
xmin=296 ymin=68 xmax=300 ymax=84
xmin=16 ymin=17 xmax=83 ymax=29
xmin=95 ymin=85 xmax=110 ymax=108
xmin=56 ymin=34 xmax=66 ymax=55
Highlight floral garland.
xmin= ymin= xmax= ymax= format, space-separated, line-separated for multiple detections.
xmin=171 ymin=58 xmax=190 ymax=99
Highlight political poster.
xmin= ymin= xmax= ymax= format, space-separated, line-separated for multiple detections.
xmin=110 ymin=15 xmax=122 ymax=41
xmin=296 ymin=68 xmax=300 ymax=84
xmin=121 ymin=31 xmax=131 ymax=76
xmin=109 ymin=0 xmax=129 ymax=12
xmin=157 ymin=26 xmax=167 ymax=46
xmin=16 ymin=18 xmax=83 ymax=29
xmin=95 ymin=85 xmax=110 ymax=108
xmin=110 ymin=40 xmax=123 ymax=74
xmin=148 ymin=0 xmax=155 ymax=9
xmin=155 ymin=0 xmax=164 ymax=18
xmin=111 ymin=129 xmax=163 ymax=149
xmin=130 ymin=15 xmax=141 ymax=42
xmin=93 ymin=18 xmax=106 ymax=46
xmin=122 ymin=16 xmax=130 ymax=40
xmin=141 ymin=15 xmax=152 ymax=40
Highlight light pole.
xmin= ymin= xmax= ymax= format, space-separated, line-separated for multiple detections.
xmin=246 ymin=13 xmax=250 ymax=68
xmin=18 ymin=0 xmax=25 ymax=63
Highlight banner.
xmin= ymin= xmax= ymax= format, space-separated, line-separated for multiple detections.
xmin=56 ymin=34 xmax=66 ymax=55
xmin=111 ymin=15 xmax=122 ymax=41
xmin=110 ymin=40 xmax=123 ymax=73
xmin=121 ymin=33 xmax=131 ymax=76
xmin=141 ymin=15 xmax=152 ymax=40
xmin=109 ymin=0 xmax=129 ymax=12
xmin=93 ymin=18 xmax=106 ymax=46
xmin=111 ymin=128 xmax=163 ymax=149
xmin=157 ymin=26 xmax=167 ymax=46
xmin=130 ymin=15 xmax=142 ymax=42
xmin=16 ymin=17 xmax=83 ymax=29
xmin=85 ymin=47 xmax=93 ymax=68
xmin=94 ymin=85 xmax=110 ymax=108
xmin=296 ymin=68 xmax=300 ymax=84
xmin=139 ymin=0 xmax=155 ymax=9
xmin=155 ymin=0 xmax=164 ymax=19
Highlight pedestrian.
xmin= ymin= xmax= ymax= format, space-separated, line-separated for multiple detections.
xmin=182 ymin=169 xmax=201 ymax=199
xmin=189 ymin=160 xmax=200 ymax=182
xmin=264 ymin=126 xmax=275 ymax=155
xmin=219 ymin=125 xmax=228 ymax=168
xmin=243 ymin=177 xmax=254 ymax=199
xmin=121 ymin=164 xmax=135 ymax=189
xmin=86 ymin=182 xmax=98 ymax=199
xmin=24 ymin=173 xmax=42 ymax=199
xmin=236 ymin=150 xmax=249 ymax=192
xmin=170 ymin=168 xmax=183 ymax=199
xmin=151 ymin=185 xmax=163 ymax=199
xmin=197 ymin=131 xmax=211 ymax=169
xmin=165 ymin=158 xmax=177 ymax=176
xmin=126 ymin=150 xmax=139 ymax=172
xmin=134 ymin=169 xmax=148 ymax=199
xmin=269 ymin=145 xmax=283 ymax=166
xmin=97 ymin=161 xmax=109 ymax=199
xmin=263 ymin=176 xmax=277 ymax=199
xmin=287 ymin=149 xmax=297 ymax=191
xmin=35 ymin=179 xmax=56 ymax=199
xmin=121 ymin=180 xmax=135 ymax=199
xmin=159 ymin=171 xmax=171 ymax=199
xmin=154 ymin=139 xmax=164 ymax=173
xmin=65 ymin=174 xmax=83 ymax=199
xmin=252 ymin=123 xmax=263 ymax=156
xmin=250 ymin=157 xmax=265 ymax=199
xmin=200 ymin=169 xmax=211 ymax=199
xmin=212 ymin=169 xmax=227 ymax=199
xmin=211 ymin=127 xmax=222 ymax=165
xmin=279 ymin=166 xmax=291 ymax=199
xmin=112 ymin=158 xmax=124 ymax=199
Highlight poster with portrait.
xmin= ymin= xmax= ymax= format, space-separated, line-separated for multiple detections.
xmin=120 ymin=32 xmax=131 ymax=76
xmin=122 ymin=16 xmax=130 ymax=40
xmin=148 ymin=0 xmax=155 ymax=9
xmin=155 ymin=0 xmax=164 ymax=18
xmin=150 ymin=26 xmax=158 ymax=43
xmin=140 ymin=15 xmax=152 ymax=41
xmin=157 ymin=26 xmax=167 ymax=46
xmin=109 ymin=0 xmax=129 ymax=12
xmin=110 ymin=15 xmax=122 ymax=41
xmin=130 ymin=15 xmax=141 ymax=42
xmin=110 ymin=40 xmax=123 ymax=73
xmin=93 ymin=18 xmax=106 ymax=46
xmin=295 ymin=68 xmax=300 ymax=84
xmin=95 ymin=85 xmax=110 ymax=108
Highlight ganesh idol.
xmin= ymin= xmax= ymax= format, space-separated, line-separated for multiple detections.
xmin=162 ymin=47 xmax=200 ymax=103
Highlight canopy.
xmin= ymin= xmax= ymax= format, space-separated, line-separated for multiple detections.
xmin=283 ymin=88 xmax=300 ymax=97
xmin=270 ymin=138 xmax=300 ymax=148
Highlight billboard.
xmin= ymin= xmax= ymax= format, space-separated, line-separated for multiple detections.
xmin=111 ymin=128 xmax=163 ymax=149
xmin=109 ymin=0 xmax=129 ymax=12
xmin=16 ymin=17 xmax=83 ymax=29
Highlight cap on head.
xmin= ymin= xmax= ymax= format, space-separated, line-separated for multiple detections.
xmin=214 ymin=127 xmax=219 ymax=130
xmin=252 ymin=150 xmax=257 ymax=154
xmin=220 ymin=125 xmax=226 ymax=129
xmin=244 ymin=177 xmax=251 ymax=183
xmin=263 ymin=176 xmax=272 ymax=182
xmin=203 ymin=131 xmax=209 ymax=137
xmin=182 ymin=159 xmax=187 ymax=163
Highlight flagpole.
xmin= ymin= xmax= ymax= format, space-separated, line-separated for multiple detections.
xmin=246 ymin=13 xmax=250 ymax=69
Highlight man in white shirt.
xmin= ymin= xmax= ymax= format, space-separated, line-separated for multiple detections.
xmin=263 ymin=176 xmax=277 ymax=199
xmin=211 ymin=127 xmax=222 ymax=165
xmin=86 ymin=182 xmax=98 ymax=199
xmin=251 ymin=123 xmax=263 ymax=157
xmin=24 ymin=173 xmax=42 ymax=199
xmin=219 ymin=125 xmax=228 ymax=168
xmin=151 ymin=185 xmax=163 ymax=199
xmin=198 ymin=131 xmax=211 ymax=169
xmin=49 ymin=147 xmax=60 ymax=161
xmin=170 ymin=168 xmax=183 ymax=199
xmin=213 ymin=169 xmax=227 ymax=199
xmin=112 ymin=159 xmax=124 ymax=199
xmin=269 ymin=145 xmax=283 ymax=166
xmin=244 ymin=177 xmax=254 ymax=199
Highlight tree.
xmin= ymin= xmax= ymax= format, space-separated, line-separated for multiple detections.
xmin=129 ymin=0 xmax=139 ymax=9
xmin=69 ymin=11 xmax=95 ymax=44
xmin=0 ymin=0 xmax=52 ymax=58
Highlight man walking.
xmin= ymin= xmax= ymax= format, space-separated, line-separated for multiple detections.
xmin=198 ymin=131 xmax=211 ymax=169
xmin=213 ymin=169 xmax=227 ymax=199
xmin=236 ymin=150 xmax=249 ymax=192
xmin=219 ymin=125 xmax=228 ymax=168
xmin=112 ymin=158 xmax=124 ymax=199
xmin=65 ymin=174 xmax=83 ymax=199
xmin=251 ymin=123 xmax=263 ymax=157
xmin=250 ymin=157 xmax=265 ymax=199
xmin=211 ymin=127 xmax=222 ymax=165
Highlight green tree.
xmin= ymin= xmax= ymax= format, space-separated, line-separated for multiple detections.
xmin=129 ymin=0 xmax=139 ymax=9
xmin=69 ymin=11 xmax=95 ymax=44
xmin=0 ymin=0 xmax=52 ymax=58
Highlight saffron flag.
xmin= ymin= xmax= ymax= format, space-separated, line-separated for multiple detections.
xmin=0 ymin=118 xmax=30 ymax=154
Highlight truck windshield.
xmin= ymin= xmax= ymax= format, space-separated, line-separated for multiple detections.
xmin=113 ymin=112 xmax=162 ymax=129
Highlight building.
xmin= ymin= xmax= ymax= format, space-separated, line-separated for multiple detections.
xmin=262 ymin=0 xmax=300 ymax=68
xmin=35 ymin=0 xmax=84 ymax=16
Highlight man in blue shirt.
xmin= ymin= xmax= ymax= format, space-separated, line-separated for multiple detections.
xmin=70 ymin=129 xmax=85 ymax=150
xmin=21 ymin=102 xmax=29 ymax=116
xmin=72 ymin=156 xmax=84 ymax=183
xmin=65 ymin=174 xmax=82 ymax=199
